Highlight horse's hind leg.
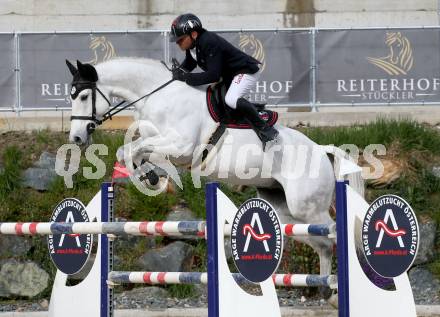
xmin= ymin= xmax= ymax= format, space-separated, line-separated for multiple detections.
xmin=257 ymin=183 xmax=335 ymax=295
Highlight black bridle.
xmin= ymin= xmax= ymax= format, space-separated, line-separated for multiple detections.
xmin=70 ymin=60 xmax=179 ymax=129
xmin=70 ymin=81 xmax=115 ymax=125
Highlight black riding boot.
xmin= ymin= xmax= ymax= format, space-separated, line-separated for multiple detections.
xmin=236 ymin=97 xmax=279 ymax=149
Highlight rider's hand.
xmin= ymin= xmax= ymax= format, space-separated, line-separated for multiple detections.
xmin=172 ymin=68 xmax=187 ymax=81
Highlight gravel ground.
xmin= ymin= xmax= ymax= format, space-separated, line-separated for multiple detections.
xmin=0 ymin=300 xmax=48 ymax=313
xmin=1 ymin=284 xmax=438 ymax=313
xmin=112 ymin=287 xmax=330 ymax=311
xmin=0 ymin=287 xmax=332 ymax=312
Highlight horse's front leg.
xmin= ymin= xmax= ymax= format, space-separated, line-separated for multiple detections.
xmin=129 ymin=149 xmax=172 ymax=195
xmin=115 ymin=139 xmax=163 ymax=189
xmin=117 ymin=131 xmax=191 ymax=193
xmin=132 ymin=134 xmax=194 ymax=158
xmin=131 ymin=135 xmax=191 ymax=189
xmin=116 ymin=138 xmax=144 ymax=167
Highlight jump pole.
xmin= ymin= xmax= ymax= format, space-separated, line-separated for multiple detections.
xmin=0 ymin=157 xmax=417 ymax=317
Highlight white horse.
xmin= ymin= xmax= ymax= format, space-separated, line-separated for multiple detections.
xmin=67 ymin=58 xmax=361 ymax=291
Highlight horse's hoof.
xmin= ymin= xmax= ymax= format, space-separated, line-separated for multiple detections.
xmin=139 ymin=170 xmax=160 ymax=186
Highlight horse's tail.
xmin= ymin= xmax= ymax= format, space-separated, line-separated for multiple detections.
xmin=322 ymin=145 xmax=365 ymax=198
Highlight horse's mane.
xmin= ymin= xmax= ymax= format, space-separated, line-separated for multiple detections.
xmin=94 ymin=56 xmax=207 ymax=94
xmin=97 ymin=57 xmax=163 ymax=68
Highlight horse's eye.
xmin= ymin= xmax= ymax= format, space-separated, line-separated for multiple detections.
xmin=80 ymin=94 xmax=88 ymax=101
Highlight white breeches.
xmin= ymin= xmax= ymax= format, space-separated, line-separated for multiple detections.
xmin=224 ymin=70 xmax=261 ymax=109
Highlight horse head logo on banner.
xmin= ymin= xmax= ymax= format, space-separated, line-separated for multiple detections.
xmin=367 ymin=32 xmax=414 ymax=76
xmin=86 ymin=36 xmax=117 ymax=65
xmin=239 ymin=34 xmax=266 ymax=72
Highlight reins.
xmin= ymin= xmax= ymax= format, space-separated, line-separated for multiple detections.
xmin=98 ymin=78 xmax=175 ymax=125
xmin=70 ymin=60 xmax=178 ymax=126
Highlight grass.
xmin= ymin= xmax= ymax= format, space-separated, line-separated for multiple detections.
xmin=0 ymin=118 xmax=439 ymax=298
xmin=303 ymin=118 xmax=440 ymax=155
xmin=176 ymin=172 xmax=208 ymax=218
xmin=303 ymin=118 xmax=440 ymax=217
xmin=166 ymin=284 xmax=198 ymax=298
xmin=35 ymin=129 xmax=51 ymax=145
xmin=0 ymin=146 xmax=24 ymax=200
xmin=122 ymin=183 xmax=177 ymax=220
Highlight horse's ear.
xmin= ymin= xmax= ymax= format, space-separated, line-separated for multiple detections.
xmin=66 ymin=59 xmax=77 ymax=76
xmin=77 ymin=60 xmax=98 ymax=82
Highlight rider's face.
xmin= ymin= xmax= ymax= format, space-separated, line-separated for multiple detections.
xmin=176 ymin=35 xmax=192 ymax=50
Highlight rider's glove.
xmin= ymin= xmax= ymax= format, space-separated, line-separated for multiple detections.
xmin=172 ymin=67 xmax=187 ymax=81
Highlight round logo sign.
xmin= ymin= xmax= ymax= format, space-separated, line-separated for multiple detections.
xmin=47 ymin=198 xmax=93 ymax=275
xmin=361 ymin=195 xmax=419 ymax=278
xmin=231 ymin=198 xmax=283 ymax=283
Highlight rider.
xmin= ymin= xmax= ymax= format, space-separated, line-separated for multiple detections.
xmin=169 ymin=13 xmax=279 ymax=146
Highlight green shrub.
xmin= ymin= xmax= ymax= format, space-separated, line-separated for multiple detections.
xmin=0 ymin=146 xmax=23 ymax=199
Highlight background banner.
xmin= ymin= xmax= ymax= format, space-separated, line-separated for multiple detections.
xmin=1 ymin=28 xmax=440 ymax=111
xmin=19 ymin=32 xmax=165 ymax=109
xmin=0 ymin=34 xmax=16 ymax=109
xmin=316 ymin=29 xmax=440 ymax=104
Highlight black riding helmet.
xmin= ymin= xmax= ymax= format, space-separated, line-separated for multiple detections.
xmin=170 ymin=13 xmax=202 ymax=42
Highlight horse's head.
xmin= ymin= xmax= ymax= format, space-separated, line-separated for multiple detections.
xmin=66 ymin=60 xmax=112 ymax=145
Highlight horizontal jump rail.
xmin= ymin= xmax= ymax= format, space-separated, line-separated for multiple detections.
xmin=108 ymin=271 xmax=338 ymax=289
xmin=0 ymin=222 xmax=335 ymax=237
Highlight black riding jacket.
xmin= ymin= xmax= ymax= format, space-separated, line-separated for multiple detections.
xmin=180 ymin=29 xmax=260 ymax=87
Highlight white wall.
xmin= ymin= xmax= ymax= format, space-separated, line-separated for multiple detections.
xmin=314 ymin=0 xmax=438 ymax=27
xmin=0 ymin=0 xmax=437 ymax=32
